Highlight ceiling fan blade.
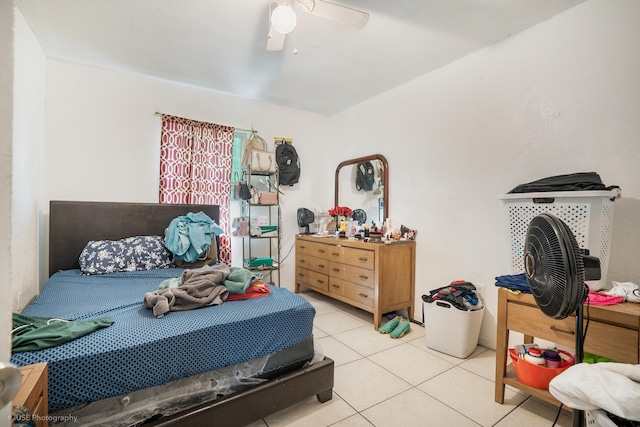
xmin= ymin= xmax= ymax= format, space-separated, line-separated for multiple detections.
xmin=298 ymin=0 xmax=369 ymax=29
xmin=266 ymin=25 xmax=286 ymax=51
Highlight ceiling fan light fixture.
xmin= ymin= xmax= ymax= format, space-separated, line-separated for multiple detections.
xmin=271 ymin=4 xmax=297 ymax=34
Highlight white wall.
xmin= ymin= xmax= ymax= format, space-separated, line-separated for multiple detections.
xmin=42 ymin=60 xmax=333 ymax=289
xmin=9 ymin=0 xmax=640 ymax=357
xmin=331 ymin=0 xmax=640 ymax=348
xmin=0 ymin=1 xmax=14 ymax=425
xmin=12 ymin=6 xmax=45 ymax=311
xmin=0 ymin=8 xmax=45 ymax=423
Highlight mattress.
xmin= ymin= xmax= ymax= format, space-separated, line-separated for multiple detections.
xmin=11 ymin=268 xmax=316 ymax=412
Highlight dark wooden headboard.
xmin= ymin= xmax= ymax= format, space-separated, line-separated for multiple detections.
xmin=49 ymin=201 xmax=221 ymax=277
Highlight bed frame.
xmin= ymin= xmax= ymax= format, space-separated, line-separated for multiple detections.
xmin=48 ymin=200 xmax=334 ymax=426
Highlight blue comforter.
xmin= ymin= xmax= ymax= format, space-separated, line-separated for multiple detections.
xmin=11 ymin=269 xmax=315 ymax=411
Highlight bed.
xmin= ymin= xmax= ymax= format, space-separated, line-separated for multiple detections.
xmin=11 ymin=200 xmax=334 ymax=426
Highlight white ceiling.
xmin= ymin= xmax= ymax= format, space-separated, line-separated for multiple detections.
xmin=16 ymin=0 xmax=586 ymax=116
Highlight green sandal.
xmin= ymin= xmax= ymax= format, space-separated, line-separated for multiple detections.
xmin=378 ymin=316 xmax=400 ymax=334
xmin=390 ymin=317 xmax=411 ymax=339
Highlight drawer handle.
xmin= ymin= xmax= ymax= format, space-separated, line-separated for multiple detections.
xmin=358 ymin=257 xmax=369 ymax=262
xmin=317 ymin=279 xmax=325 ymax=284
xmin=318 ymin=264 xmax=325 ymax=268
xmin=317 ymin=249 xmax=325 ymax=253
xmin=297 ymin=273 xmax=304 ymax=277
xmin=550 ymin=326 xmax=575 ymax=335
xmin=299 ymin=259 xmax=306 ymax=263
xmin=332 ymin=284 xmax=340 ymax=289
xmin=331 ymin=252 xmax=340 ymax=257
xmin=300 ymin=245 xmax=306 ymax=249
xmin=359 ymin=293 xmax=368 ymax=298
xmin=332 ymin=268 xmax=340 ymax=272
xmin=359 ymin=275 xmax=369 ymax=280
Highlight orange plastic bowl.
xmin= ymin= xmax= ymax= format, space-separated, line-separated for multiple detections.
xmin=509 ymin=348 xmax=575 ymax=390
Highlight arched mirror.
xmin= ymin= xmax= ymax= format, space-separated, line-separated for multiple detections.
xmin=335 ymin=154 xmax=388 ymax=226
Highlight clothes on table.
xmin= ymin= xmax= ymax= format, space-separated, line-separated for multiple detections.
xmin=495 ymin=273 xmax=531 ymax=294
xmin=603 ymin=281 xmax=640 ymax=303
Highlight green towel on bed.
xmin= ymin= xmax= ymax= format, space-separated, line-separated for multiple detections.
xmin=225 ymin=267 xmax=262 ymax=294
xmin=12 ymin=313 xmax=114 ymax=353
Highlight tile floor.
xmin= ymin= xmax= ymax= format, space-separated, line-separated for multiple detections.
xmin=248 ymin=290 xmax=574 ymax=427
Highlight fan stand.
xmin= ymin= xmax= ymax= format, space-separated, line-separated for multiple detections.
xmin=573 ymin=304 xmax=585 ymax=427
xmin=523 ymin=213 xmax=595 ymax=427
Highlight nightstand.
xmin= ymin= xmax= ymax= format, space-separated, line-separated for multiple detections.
xmin=12 ymin=362 xmax=48 ymax=427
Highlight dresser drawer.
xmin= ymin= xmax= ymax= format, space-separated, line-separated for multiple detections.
xmin=297 ymin=241 xmax=330 ymax=259
xmin=328 ymin=262 xmax=374 ymax=288
xmin=296 ymin=253 xmax=329 ymax=275
xmin=344 ymin=247 xmax=375 ymax=269
xmin=296 ymin=267 xmax=329 ymax=292
xmin=329 ymin=278 xmax=374 ymax=309
xmin=507 ymin=302 xmax=639 ymax=363
xmin=327 ymin=245 xmax=374 ymax=269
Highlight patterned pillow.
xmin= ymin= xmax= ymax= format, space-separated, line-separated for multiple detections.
xmin=79 ymin=235 xmax=173 ymax=275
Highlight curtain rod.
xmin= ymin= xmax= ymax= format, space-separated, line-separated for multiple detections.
xmin=154 ymin=111 xmax=254 ymax=133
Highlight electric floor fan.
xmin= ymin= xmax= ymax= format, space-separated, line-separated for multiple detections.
xmin=524 ymin=213 xmax=601 ymax=427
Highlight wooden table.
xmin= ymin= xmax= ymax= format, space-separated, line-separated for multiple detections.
xmin=495 ymin=288 xmax=640 ymax=406
xmin=12 ymin=362 xmax=48 ymax=427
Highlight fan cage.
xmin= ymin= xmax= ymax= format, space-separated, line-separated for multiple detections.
xmin=499 ymin=190 xmax=617 ymax=291
xmin=525 ymin=214 xmax=587 ymax=318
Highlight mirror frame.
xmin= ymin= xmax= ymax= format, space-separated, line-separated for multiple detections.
xmin=335 ymin=154 xmax=389 ymax=222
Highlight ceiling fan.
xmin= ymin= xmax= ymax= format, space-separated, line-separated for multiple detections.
xmin=267 ymin=0 xmax=369 ymax=51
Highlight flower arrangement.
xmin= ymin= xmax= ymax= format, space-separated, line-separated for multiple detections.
xmin=328 ymin=206 xmax=353 ymax=234
xmin=328 ymin=206 xmax=353 ymax=218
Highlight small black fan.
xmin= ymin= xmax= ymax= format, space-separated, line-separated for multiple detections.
xmin=524 ymin=213 xmax=601 ymax=427
xmin=352 ymin=209 xmax=367 ymax=225
xmin=297 ymin=208 xmax=315 ymax=234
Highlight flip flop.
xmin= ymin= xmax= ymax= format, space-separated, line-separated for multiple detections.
xmin=390 ymin=317 xmax=410 ymax=339
xmin=378 ymin=317 xmax=400 ymax=334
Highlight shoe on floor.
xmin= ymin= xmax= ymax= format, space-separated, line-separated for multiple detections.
xmin=378 ymin=317 xmax=400 ymax=334
xmin=390 ymin=317 xmax=410 ymax=339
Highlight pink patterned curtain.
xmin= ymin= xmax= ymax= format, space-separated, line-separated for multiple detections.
xmin=159 ymin=114 xmax=234 ymax=265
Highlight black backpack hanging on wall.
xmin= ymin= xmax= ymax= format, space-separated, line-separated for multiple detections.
xmin=356 ymin=161 xmax=375 ymax=191
xmin=276 ymin=143 xmax=300 ymax=186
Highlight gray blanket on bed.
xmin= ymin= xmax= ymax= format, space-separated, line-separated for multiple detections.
xmin=143 ymin=265 xmax=231 ymax=318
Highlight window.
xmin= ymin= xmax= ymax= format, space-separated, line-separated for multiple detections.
xmin=159 ymin=114 xmax=234 ymax=264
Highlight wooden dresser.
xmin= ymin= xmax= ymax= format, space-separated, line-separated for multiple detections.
xmin=295 ymin=235 xmax=416 ymax=329
xmin=495 ymin=288 xmax=640 ymax=406
xmin=13 ymin=362 xmax=48 ymax=427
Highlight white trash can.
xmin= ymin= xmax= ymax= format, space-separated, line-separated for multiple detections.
xmin=423 ymin=299 xmax=484 ymax=359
